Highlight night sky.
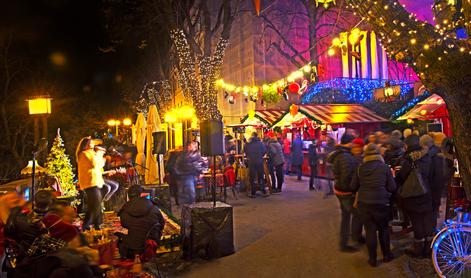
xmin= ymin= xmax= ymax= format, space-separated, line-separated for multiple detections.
xmin=2 ymin=0 xmax=124 ymax=115
xmin=2 ymin=0 xmax=435 ymax=115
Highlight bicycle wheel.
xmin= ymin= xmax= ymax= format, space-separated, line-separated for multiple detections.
xmin=432 ymin=226 xmax=471 ymax=277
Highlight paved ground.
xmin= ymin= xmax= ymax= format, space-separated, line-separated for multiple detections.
xmin=176 ymin=176 xmax=437 ymax=278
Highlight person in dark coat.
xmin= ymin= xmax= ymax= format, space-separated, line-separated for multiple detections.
xmin=244 ymin=133 xmax=268 ymax=197
xmin=174 ymin=141 xmax=207 ymax=204
xmin=327 ymin=134 xmax=362 ymax=252
xmin=118 ymin=185 xmax=165 ymax=259
xmin=395 ymin=135 xmax=434 ymax=257
xmin=290 ymin=134 xmax=304 ymax=181
xmin=308 ymin=140 xmax=319 ymax=191
xmin=350 ymin=144 xmax=396 ymax=267
xmin=421 ymin=135 xmax=450 ymax=230
xmin=268 ymin=138 xmax=285 ymax=193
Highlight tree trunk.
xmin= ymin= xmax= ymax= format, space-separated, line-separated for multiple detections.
xmin=436 ymin=88 xmax=471 ymax=197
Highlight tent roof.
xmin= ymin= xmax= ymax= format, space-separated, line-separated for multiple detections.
xmin=241 ymin=109 xmax=285 ymax=126
xmin=397 ymin=94 xmax=447 ymax=121
xmin=298 ymin=104 xmax=388 ymax=124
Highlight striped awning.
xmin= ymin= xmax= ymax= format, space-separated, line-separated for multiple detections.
xmin=241 ymin=109 xmax=285 ymax=126
xmin=299 ymin=104 xmax=388 ymax=124
xmin=397 ymin=94 xmax=447 ymax=121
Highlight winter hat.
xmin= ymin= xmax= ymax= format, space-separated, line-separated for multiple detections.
xmin=404 ymin=134 xmax=420 ymax=149
xmin=420 ymin=134 xmax=434 ymax=148
xmin=352 ymin=137 xmax=365 ymax=148
xmin=403 ymin=128 xmax=412 ymax=138
xmin=412 ymin=130 xmax=420 ymax=136
xmin=391 ymin=130 xmax=402 ymax=140
xmin=42 ymin=214 xmax=79 ymax=242
xmin=433 ymin=132 xmax=447 ymax=147
xmin=340 ymin=133 xmax=355 ymax=145
xmin=128 ymin=184 xmax=143 ymax=198
xmin=364 ymin=143 xmax=381 ymax=156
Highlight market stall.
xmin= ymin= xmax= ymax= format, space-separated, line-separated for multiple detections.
xmin=273 ymin=104 xmax=388 ymax=178
xmin=396 ymin=94 xmax=451 ymax=136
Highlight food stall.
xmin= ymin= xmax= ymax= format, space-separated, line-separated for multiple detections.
xmin=272 ymin=104 xmax=388 ymax=178
xmin=396 ymin=94 xmax=451 ymax=136
xmin=238 ymin=109 xmax=285 ymax=137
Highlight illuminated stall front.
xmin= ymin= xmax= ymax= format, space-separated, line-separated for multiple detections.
xmin=272 ymin=104 xmax=388 ymax=178
xmin=396 ymin=94 xmax=451 ymax=136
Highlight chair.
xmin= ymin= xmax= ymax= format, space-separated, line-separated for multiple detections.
xmin=220 ymin=166 xmax=238 ymax=202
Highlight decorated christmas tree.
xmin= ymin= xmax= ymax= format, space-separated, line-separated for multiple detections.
xmin=45 ymin=128 xmax=77 ymax=197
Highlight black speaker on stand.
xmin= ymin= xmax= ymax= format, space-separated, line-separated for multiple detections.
xmin=200 ymin=119 xmax=224 ymax=207
xmin=182 ymin=119 xmax=234 ymax=260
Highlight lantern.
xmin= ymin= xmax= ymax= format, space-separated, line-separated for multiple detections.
xmin=315 ymin=0 xmax=336 ymax=8
xmin=248 ymin=109 xmax=256 ymax=119
xmin=27 ymin=95 xmax=52 ymax=115
xmin=288 ymin=83 xmax=300 ymax=94
xmin=290 ymin=104 xmax=299 ymax=116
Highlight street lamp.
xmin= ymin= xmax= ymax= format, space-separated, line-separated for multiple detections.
xmin=107 ymin=119 xmax=121 ymax=137
xmin=27 ymin=95 xmax=52 ymax=145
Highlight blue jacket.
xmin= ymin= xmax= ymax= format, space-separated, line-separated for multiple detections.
xmin=244 ymin=136 xmax=267 ymax=165
xmin=290 ymin=138 xmax=304 ymax=166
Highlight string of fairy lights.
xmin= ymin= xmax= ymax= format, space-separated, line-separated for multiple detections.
xmin=136 ymin=81 xmax=172 ymax=122
xmin=170 ymin=28 xmax=226 ymax=121
xmin=346 ymin=0 xmax=470 ymax=80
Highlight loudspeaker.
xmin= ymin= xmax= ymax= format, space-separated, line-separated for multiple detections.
xmin=152 ymin=131 xmax=167 ymax=154
xmin=200 ymin=119 xmax=224 ymax=156
xmin=182 ymin=202 xmax=234 ymax=259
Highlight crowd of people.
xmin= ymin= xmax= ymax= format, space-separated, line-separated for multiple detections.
xmin=0 ymin=135 xmax=167 ymax=277
xmin=327 ymin=130 xmax=454 ymax=267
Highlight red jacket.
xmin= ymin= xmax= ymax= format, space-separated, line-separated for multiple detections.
xmin=283 ymin=138 xmax=291 ymax=154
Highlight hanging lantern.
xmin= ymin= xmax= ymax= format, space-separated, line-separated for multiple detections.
xmin=283 ymin=91 xmax=289 ymax=101
xmin=298 ymin=79 xmax=308 ymax=95
xmin=290 ymin=104 xmax=299 ymax=116
xmin=248 ymin=109 xmax=256 ymax=119
xmin=288 ymin=83 xmax=300 ymax=94
xmin=315 ymin=0 xmax=336 ymax=8
xmin=228 ymin=93 xmax=236 ymax=104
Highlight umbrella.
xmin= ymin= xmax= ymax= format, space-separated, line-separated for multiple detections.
xmin=135 ymin=113 xmax=146 ymax=178
xmin=145 ymin=105 xmax=160 ymax=184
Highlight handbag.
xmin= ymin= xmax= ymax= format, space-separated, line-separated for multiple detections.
xmin=398 ymin=162 xmax=428 ymax=198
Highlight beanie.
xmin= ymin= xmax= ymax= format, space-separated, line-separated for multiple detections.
xmin=340 ymin=134 xmax=355 ymax=145
xmin=128 ymin=184 xmax=143 ymax=198
xmin=364 ymin=143 xmax=381 ymax=156
xmin=391 ymin=130 xmax=402 ymax=140
xmin=420 ymin=134 xmax=434 ymax=148
xmin=433 ymin=132 xmax=447 ymax=147
xmin=403 ymin=128 xmax=412 ymax=138
xmin=352 ymin=137 xmax=365 ymax=148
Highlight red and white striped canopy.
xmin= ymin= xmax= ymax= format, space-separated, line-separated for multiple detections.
xmin=299 ymin=104 xmax=388 ymax=124
xmin=242 ymin=109 xmax=285 ymax=126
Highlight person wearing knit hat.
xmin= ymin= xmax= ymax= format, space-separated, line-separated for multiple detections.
xmin=363 ymin=143 xmax=381 ymax=156
xmin=391 ymin=130 xmax=402 ymax=140
xmin=351 ymin=137 xmax=365 ymax=159
xmin=327 ymin=133 xmax=363 ymax=252
xmin=403 ymin=128 xmax=412 ymax=139
xmin=395 ymin=134 xmax=434 ymax=258
xmin=350 ymin=143 xmax=395 ymax=266
xmin=432 ymin=132 xmax=447 ymax=148
xmin=419 ymin=134 xmax=434 ymax=148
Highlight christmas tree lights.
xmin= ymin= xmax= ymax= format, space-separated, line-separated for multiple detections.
xmin=45 ymin=128 xmax=76 ymax=197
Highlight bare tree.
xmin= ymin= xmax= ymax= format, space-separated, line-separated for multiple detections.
xmin=347 ymin=0 xmax=471 ymax=196
xmin=0 ymin=32 xmax=33 ymax=182
xmin=260 ymin=0 xmax=353 ymax=68
xmin=168 ymin=0 xmax=239 ymax=120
